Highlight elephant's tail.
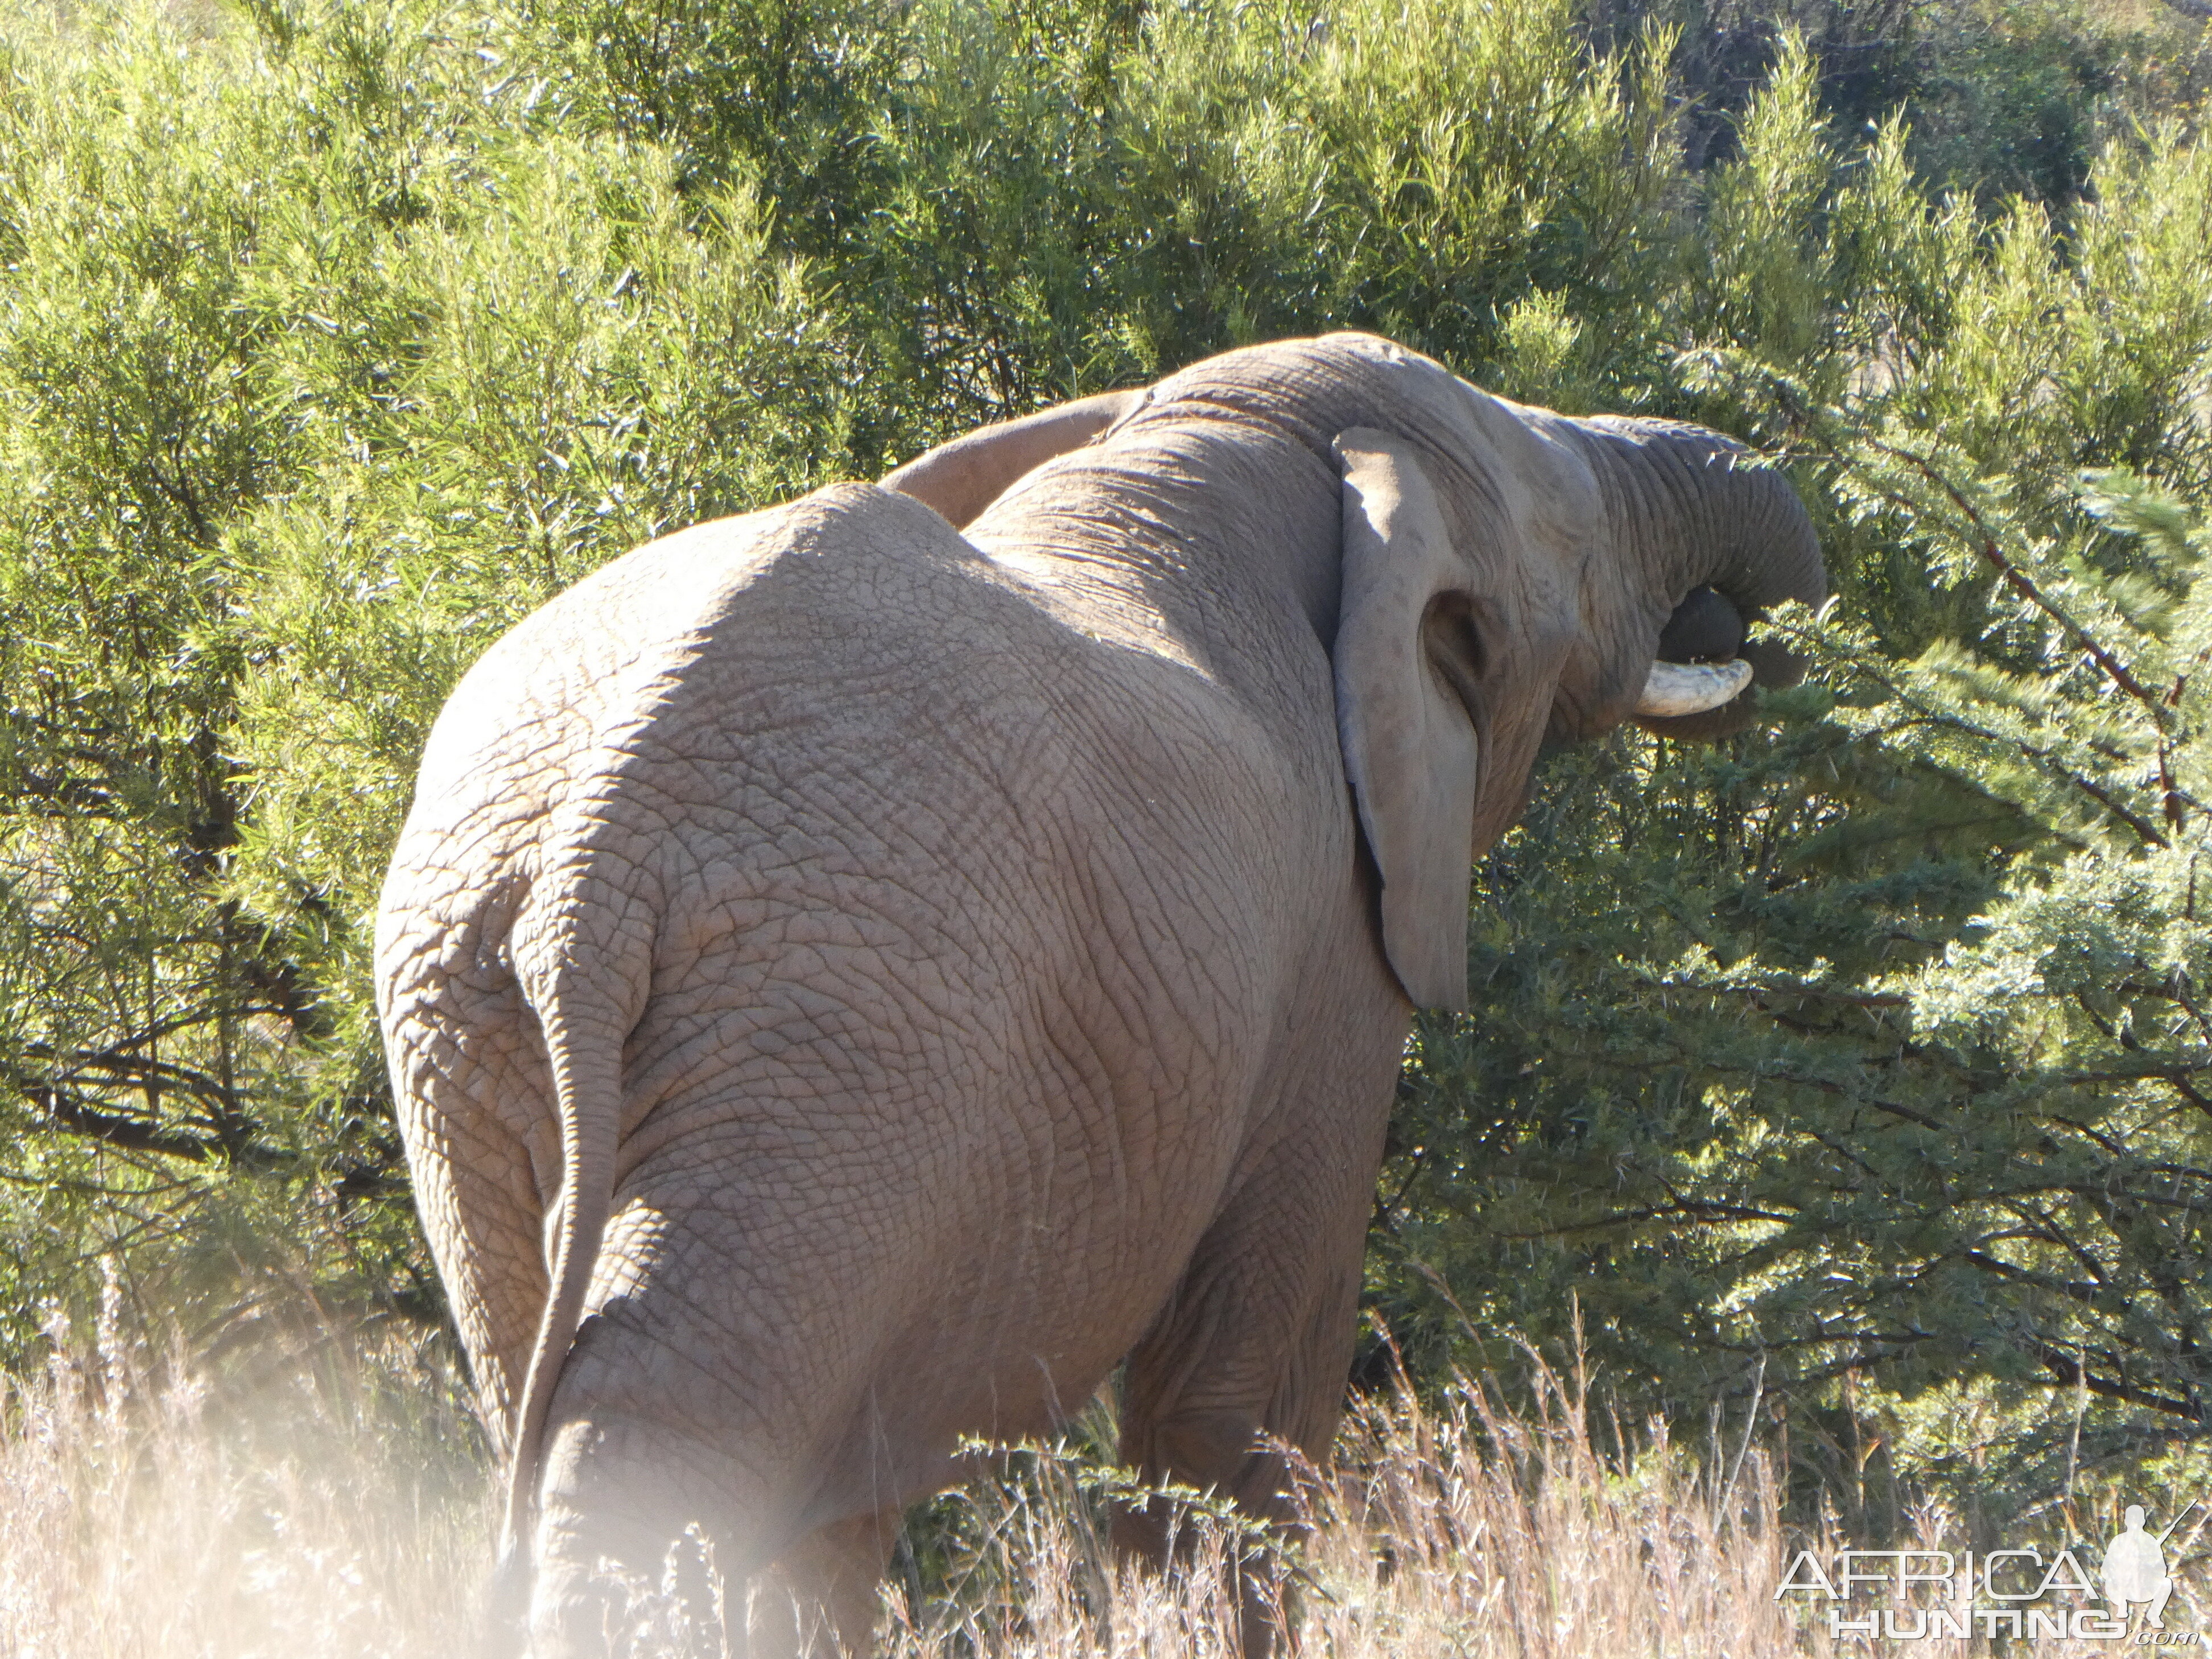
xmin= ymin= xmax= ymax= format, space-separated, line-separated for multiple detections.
xmin=499 ymin=1001 xmax=622 ymax=1570
xmin=497 ymin=840 xmax=655 ymax=1593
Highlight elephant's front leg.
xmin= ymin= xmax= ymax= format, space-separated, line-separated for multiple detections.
xmin=1112 ymin=1107 xmax=1386 ymax=1654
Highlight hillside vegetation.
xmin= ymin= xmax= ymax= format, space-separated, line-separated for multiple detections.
xmin=2 ymin=0 xmax=2211 ymax=1566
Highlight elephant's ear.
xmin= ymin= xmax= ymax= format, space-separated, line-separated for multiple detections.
xmin=1332 ymin=428 xmax=1479 ymax=1013
xmin=880 ymin=389 xmax=1142 ymax=529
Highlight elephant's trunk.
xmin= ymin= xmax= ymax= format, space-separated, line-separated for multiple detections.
xmin=1566 ymin=415 xmax=1826 ymax=737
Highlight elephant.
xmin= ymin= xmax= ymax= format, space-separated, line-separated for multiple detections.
xmin=373 ymin=331 xmax=1825 ymax=1656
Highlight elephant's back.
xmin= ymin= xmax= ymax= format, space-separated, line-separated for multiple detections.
xmin=535 ymin=491 xmax=1323 ymax=1467
xmin=595 ymin=481 xmax=1296 ymax=1171
xmin=377 ymin=476 xmax=1342 ymax=1498
xmin=378 ymin=485 xmax=996 ymax=966
xmin=394 ymin=488 xmax=946 ymax=824
xmin=378 ymin=472 xmax=1298 ymax=1058
xmin=375 ymin=481 xmax=1020 ymax=1198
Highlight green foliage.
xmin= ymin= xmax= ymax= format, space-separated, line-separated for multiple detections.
xmin=1896 ymin=0 xmax=2190 ymax=209
xmin=1369 ymin=26 xmax=2212 ymax=1530
xmin=4 ymin=0 xmax=2212 ymax=1536
xmin=1590 ymin=0 xmax=2201 ymax=212
xmin=0 ymin=0 xmax=844 ymax=1359
xmin=514 ymin=0 xmax=903 ymax=253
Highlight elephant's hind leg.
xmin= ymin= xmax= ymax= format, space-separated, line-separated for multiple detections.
xmin=527 ymin=1401 xmax=779 ymax=1658
xmin=746 ymin=1505 xmax=903 ymax=1658
xmin=383 ymin=945 xmax=552 ymax=1455
xmin=525 ymin=1401 xmax=902 ymax=1659
xmin=520 ymin=1167 xmax=908 ymax=1658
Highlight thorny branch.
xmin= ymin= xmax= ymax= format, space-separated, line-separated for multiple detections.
xmin=1862 ymin=438 xmax=2194 ymax=839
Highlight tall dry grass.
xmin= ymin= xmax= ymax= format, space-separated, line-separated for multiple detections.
xmin=869 ymin=1353 xmax=1809 ymax=1659
xmin=0 ymin=1284 xmax=492 ymax=1659
xmin=1 ymin=1307 xmax=2188 ymax=1657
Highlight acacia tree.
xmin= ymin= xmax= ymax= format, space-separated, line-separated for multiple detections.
xmin=1370 ymin=71 xmax=2212 ymax=1528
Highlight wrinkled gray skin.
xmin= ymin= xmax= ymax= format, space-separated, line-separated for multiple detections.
xmin=375 ymin=333 xmax=1824 ymax=1656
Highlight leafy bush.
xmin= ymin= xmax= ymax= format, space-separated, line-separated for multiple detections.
xmin=0 ymin=0 xmax=845 ymax=1357
xmin=1372 ymin=53 xmax=2212 ymax=1531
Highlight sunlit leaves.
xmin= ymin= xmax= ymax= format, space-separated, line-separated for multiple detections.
xmin=0 ymin=0 xmax=843 ymax=1361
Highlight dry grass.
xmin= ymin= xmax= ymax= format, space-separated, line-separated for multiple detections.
xmin=1 ymin=1311 xmax=2190 ymax=1658
xmin=0 ymin=1295 xmax=492 ymax=1659
xmin=869 ymin=1360 xmax=1809 ymax=1659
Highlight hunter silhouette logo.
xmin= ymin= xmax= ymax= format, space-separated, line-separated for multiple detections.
xmin=1776 ymin=1500 xmax=2200 ymax=1645
xmin=2106 ymin=1505 xmax=2186 ymax=1634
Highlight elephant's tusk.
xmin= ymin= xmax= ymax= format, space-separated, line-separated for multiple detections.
xmin=1636 ymin=657 xmax=1754 ymax=717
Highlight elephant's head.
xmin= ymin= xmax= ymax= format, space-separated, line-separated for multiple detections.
xmin=1313 ymin=346 xmax=1825 ymax=1007
xmin=885 ymin=333 xmax=1826 ymax=1012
